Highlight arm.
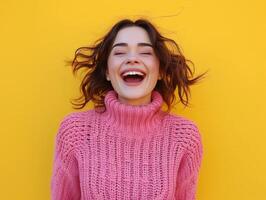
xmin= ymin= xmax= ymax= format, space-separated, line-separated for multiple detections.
xmin=175 ymin=122 xmax=203 ymax=200
xmin=50 ymin=115 xmax=81 ymax=200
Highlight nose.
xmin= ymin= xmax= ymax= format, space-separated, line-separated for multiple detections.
xmin=125 ymin=53 xmax=141 ymax=65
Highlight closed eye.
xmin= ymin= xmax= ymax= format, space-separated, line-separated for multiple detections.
xmin=114 ymin=52 xmax=125 ymax=55
xmin=114 ymin=52 xmax=152 ymax=55
xmin=141 ymin=52 xmax=152 ymax=55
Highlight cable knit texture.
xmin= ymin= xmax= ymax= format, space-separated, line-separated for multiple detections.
xmin=51 ymin=89 xmax=203 ymax=200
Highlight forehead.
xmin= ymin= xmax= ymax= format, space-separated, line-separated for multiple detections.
xmin=113 ymin=26 xmax=151 ymax=45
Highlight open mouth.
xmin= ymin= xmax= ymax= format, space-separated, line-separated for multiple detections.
xmin=119 ymin=69 xmax=147 ymax=86
xmin=122 ymin=74 xmax=146 ymax=83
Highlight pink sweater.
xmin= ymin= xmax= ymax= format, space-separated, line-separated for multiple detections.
xmin=50 ymin=89 xmax=203 ymax=200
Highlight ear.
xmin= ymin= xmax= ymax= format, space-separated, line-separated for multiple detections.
xmin=106 ymin=70 xmax=110 ymax=81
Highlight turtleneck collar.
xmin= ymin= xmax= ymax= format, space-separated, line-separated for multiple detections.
xmin=101 ymin=89 xmax=166 ymax=137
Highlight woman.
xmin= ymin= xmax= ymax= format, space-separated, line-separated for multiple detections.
xmin=51 ymin=18 xmax=207 ymax=200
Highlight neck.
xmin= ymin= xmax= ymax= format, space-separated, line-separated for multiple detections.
xmin=118 ymin=93 xmax=152 ymax=106
xmin=100 ymin=89 xmax=166 ymax=138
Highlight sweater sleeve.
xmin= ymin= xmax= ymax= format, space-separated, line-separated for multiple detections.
xmin=175 ymin=121 xmax=203 ymax=200
xmin=50 ymin=115 xmax=81 ymax=200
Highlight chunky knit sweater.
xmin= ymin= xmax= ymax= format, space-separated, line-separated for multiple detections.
xmin=50 ymin=89 xmax=203 ymax=200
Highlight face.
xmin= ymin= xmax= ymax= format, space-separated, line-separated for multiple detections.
xmin=106 ymin=26 xmax=161 ymax=106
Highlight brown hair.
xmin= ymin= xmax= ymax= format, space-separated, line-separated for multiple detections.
xmin=66 ymin=18 xmax=208 ymax=113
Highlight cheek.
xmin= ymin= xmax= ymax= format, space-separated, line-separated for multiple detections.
xmin=107 ymin=58 xmax=121 ymax=78
xmin=107 ymin=57 xmax=122 ymax=69
xmin=147 ymin=58 xmax=160 ymax=71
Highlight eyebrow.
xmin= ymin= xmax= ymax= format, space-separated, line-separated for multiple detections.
xmin=111 ymin=42 xmax=153 ymax=49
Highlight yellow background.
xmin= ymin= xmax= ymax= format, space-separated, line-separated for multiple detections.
xmin=1 ymin=0 xmax=265 ymax=199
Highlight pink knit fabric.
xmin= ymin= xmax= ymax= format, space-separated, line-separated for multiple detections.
xmin=50 ymin=89 xmax=203 ymax=200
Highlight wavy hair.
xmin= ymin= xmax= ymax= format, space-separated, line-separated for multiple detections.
xmin=66 ymin=18 xmax=208 ymax=113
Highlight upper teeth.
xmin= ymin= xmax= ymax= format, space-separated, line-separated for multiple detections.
xmin=122 ymin=71 xmax=145 ymax=77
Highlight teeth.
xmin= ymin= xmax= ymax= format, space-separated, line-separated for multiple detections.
xmin=122 ymin=71 xmax=145 ymax=77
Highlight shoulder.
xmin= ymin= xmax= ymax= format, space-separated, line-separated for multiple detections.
xmin=57 ymin=109 xmax=96 ymax=131
xmin=59 ymin=109 xmax=95 ymax=123
xmin=166 ymin=113 xmax=203 ymax=153
xmin=166 ymin=114 xmax=204 ymax=174
xmin=54 ymin=110 xmax=95 ymax=153
xmin=166 ymin=113 xmax=201 ymax=135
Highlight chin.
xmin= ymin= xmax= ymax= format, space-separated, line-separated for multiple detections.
xmin=118 ymin=90 xmax=152 ymax=104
